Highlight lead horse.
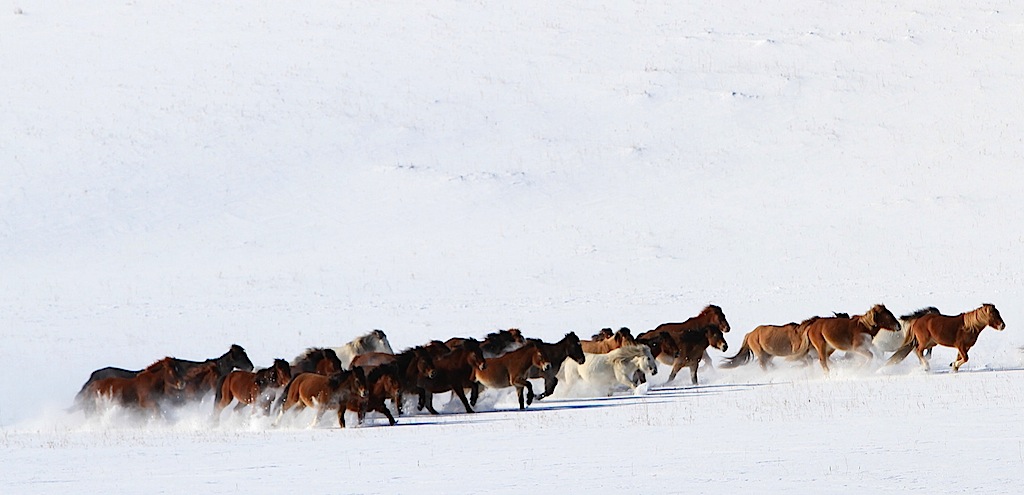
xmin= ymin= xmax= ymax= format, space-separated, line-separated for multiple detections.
xmin=885 ymin=304 xmax=1006 ymax=372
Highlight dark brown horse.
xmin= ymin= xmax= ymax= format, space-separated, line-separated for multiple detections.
xmin=346 ymin=364 xmax=403 ymax=426
xmin=75 ymin=344 xmax=254 ymax=405
xmin=886 ymin=304 xmax=1006 ymax=372
xmin=446 ymin=328 xmax=525 ymax=358
xmin=275 ymin=368 xmax=368 ymax=428
xmin=289 ymin=347 xmax=343 ymax=376
xmin=526 ymin=332 xmax=586 ymax=400
xmin=801 ymin=304 xmax=901 ymax=373
xmin=591 ymin=328 xmax=614 ymax=340
xmin=665 ymin=325 xmax=729 ymax=384
xmin=639 ymin=305 xmax=731 ymax=370
xmin=351 ymin=346 xmax=437 ymax=415
xmin=636 ymin=331 xmax=682 ymax=363
xmin=719 ymin=322 xmax=808 ymax=370
xmin=580 ymin=327 xmax=636 ymax=354
xmin=83 ymin=357 xmax=187 ymax=413
xmin=472 ymin=342 xmax=551 ymax=410
xmin=418 ymin=339 xmax=486 ymax=414
xmin=213 ymin=359 xmax=292 ymax=419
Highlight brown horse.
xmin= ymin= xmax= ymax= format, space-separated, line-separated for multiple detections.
xmin=75 ymin=345 xmax=254 ymax=405
xmin=720 ymin=322 xmax=809 ymax=370
xmin=639 ymin=305 xmax=731 ymax=369
xmin=636 ymin=331 xmax=682 ymax=363
xmin=276 ymin=368 xmax=368 ymax=428
xmin=580 ymin=327 xmax=636 ymax=354
xmin=418 ymin=339 xmax=487 ymax=414
xmin=213 ymin=359 xmax=292 ymax=419
xmin=801 ymin=304 xmax=901 ymax=373
xmin=351 ymin=346 xmax=437 ymax=415
xmin=446 ymin=328 xmax=525 ymax=358
xmin=289 ymin=348 xmax=343 ymax=376
xmin=886 ymin=304 xmax=1006 ymax=372
xmin=84 ymin=357 xmax=187 ymax=413
xmin=472 ymin=343 xmax=551 ymax=410
xmin=665 ymin=325 xmax=729 ymax=384
xmin=526 ymin=332 xmax=586 ymax=400
xmin=346 ymin=364 xmax=402 ymax=426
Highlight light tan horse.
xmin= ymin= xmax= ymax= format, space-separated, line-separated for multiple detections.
xmin=886 ymin=304 xmax=1006 ymax=372
xmin=580 ymin=327 xmax=636 ymax=354
xmin=802 ymin=304 xmax=901 ymax=373
xmin=719 ymin=322 xmax=809 ymax=370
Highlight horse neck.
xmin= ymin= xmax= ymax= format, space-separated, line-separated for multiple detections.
xmin=962 ymin=309 xmax=988 ymax=333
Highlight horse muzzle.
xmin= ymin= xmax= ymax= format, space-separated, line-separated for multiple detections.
xmin=477 ymin=362 xmax=487 ymax=370
xmin=541 ymin=363 xmax=552 ymax=371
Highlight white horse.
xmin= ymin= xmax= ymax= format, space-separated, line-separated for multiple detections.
xmin=560 ymin=345 xmax=658 ymax=396
xmin=332 ymin=330 xmax=394 ymax=369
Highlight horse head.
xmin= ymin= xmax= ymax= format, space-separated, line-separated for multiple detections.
xmin=506 ymin=328 xmax=525 ymax=345
xmin=706 ymin=326 xmax=728 ymax=352
xmin=979 ymin=303 xmax=1006 ymax=331
xmin=592 ymin=328 xmax=614 ymax=340
xmin=414 ymin=348 xmax=438 ymax=379
xmin=166 ymin=360 xmax=188 ymax=390
xmin=530 ymin=345 xmax=552 ymax=371
xmin=352 ymin=367 xmax=369 ymax=398
xmin=638 ymin=347 xmax=658 ymax=376
xmin=704 ymin=305 xmax=731 ymax=333
xmin=462 ymin=339 xmax=487 ymax=370
xmin=229 ymin=344 xmax=255 ymax=372
xmin=565 ymin=332 xmax=586 ymax=364
xmin=867 ymin=304 xmax=901 ymax=333
xmin=614 ymin=327 xmax=636 ymax=346
xmin=273 ymin=359 xmax=292 ymax=386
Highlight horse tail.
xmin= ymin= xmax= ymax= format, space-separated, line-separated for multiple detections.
xmin=885 ymin=315 xmax=926 ymax=366
xmin=272 ymin=374 xmax=298 ymax=415
xmin=213 ymin=373 xmax=229 ymax=405
xmin=719 ymin=333 xmax=754 ymax=368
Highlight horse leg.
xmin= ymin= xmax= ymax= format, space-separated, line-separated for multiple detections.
xmin=452 ymin=386 xmax=475 ymax=413
xmin=420 ymin=390 xmax=439 ymax=415
xmin=914 ymin=344 xmax=931 ymax=371
xmin=690 ymin=362 xmax=699 ymax=385
xmin=522 ymin=379 xmax=535 ymax=407
xmin=952 ymin=346 xmax=970 ymax=372
xmin=515 ymin=384 xmax=526 ymax=410
xmin=470 ymin=382 xmax=480 ymax=407
xmin=378 ymin=403 xmax=397 ymax=426
xmin=700 ymin=350 xmax=715 ymax=370
xmin=337 ymin=407 xmax=347 ymax=428
xmin=538 ymin=371 xmax=557 ymax=401
xmin=667 ymin=358 xmax=686 ymax=383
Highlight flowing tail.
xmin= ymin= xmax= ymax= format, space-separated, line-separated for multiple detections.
xmin=719 ymin=334 xmax=753 ymax=368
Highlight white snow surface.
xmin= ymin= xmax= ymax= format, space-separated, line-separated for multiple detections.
xmin=3 ymin=1 xmax=1024 ymax=493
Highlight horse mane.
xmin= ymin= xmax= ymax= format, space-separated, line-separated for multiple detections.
xmin=184 ymin=360 xmax=218 ymax=380
xmin=291 ymin=347 xmax=338 ymax=366
xmin=606 ymin=345 xmax=648 ymax=365
xmin=832 ymin=312 xmax=850 ymax=318
xmin=701 ymin=304 xmax=725 ymax=320
xmin=143 ymin=357 xmax=175 ymax=372
xmin=366 ymin=362 xmax=398 ymax=382
xmin=352 ymin=330 xmax=390 ymax=352
xmin=901 ymin=307 xmax=940 ymax=320
xmin=963 ymin=305 xmax=997 ymax=333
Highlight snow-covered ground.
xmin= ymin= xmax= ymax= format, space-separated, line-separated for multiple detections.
xmin=3 ymin=1 xmax=1024 ymax=492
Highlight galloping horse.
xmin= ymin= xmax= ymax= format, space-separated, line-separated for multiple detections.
xmin=346 ymin=364 xmax=403 ymax=426
xmin=720 ymin=322 xmax=808 ymax=370
xmin=213 ymin=359 xmax=292 ymax=419
xmin=332 ymin=330 xmax=394 ymax=369
xmin=580 ymin=328 xmax=636 ymax=354
xmin=351 ymin=346 xmax=437 ymax=415
xmin=639 ymin=305 xmax=731 ymax=369
xmin=886 ymin=304 xmax=1006 ymax=372
xmin=289 ymin=348 xmax=343 ymax=376
xmin=636 ymin=331 xmax=681 ymax=363
xmin=447 ymin=329 xmax=525 ymax=358
xmin=83 ymin=357 xmax=187 ymax=413
xmin=418 ymin=339 xmax=486 ymax=414
xmin=526 ymin=332 xmax=586 ymax=400
xmin=276 ymin=368 xmax=368 ymax=428
xmin=801 ymin=304 xmax=901 ymax=373
xmin=75 ymin=344 xmax=253 ymax=405
xmin=665 ymin=325 xmax=729 ymax=384
xmin=472 ymin=342 xmax=551 ymax=410
xmin=560 ymin=345 xmax=658 ymax=396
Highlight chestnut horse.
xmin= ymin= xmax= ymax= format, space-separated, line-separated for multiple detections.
xmin=213 ymin=359 xmax=292 ymax=419
xmin=801 ymin=304 xmax=901 ymax=373
xmin=580 ymin=327 xmax=636 ymax=354
xmin=720 ymin=322 xmax=808 ymax=370
xmin=886 ymin=304 xmax=1006 ymax=372
xmin=526 ymin=332 xmax=586 ymax=400
xmin=418 ymin=339 xmax=487 ymax=414
xmin=472 ymin=342 xmax=551 ymax=410
xmin=446 ymin=328 xmax=525 ymax=358
xmin=289 ymin=347 xmax=343 ymax=376
xmin=83 ymin=357 xmax=187 ymax=413
xmin=275 ymin=368 xmax=368 ymax=428
xmin=665 ymin=325 xmax=729 ymax=384
xmin=346 ymin=364 xmax=403 ymax=426
xmin=75 ymin=344 xmax=254 ymax=405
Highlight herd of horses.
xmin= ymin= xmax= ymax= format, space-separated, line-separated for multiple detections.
xmin=72 ymin=303 xmax=1007 ymax=428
